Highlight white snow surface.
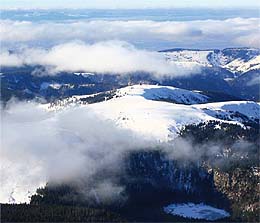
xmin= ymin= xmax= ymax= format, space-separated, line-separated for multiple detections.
xmin=40 ymin=82 xmax=61 ymax=90
xmin=89 ymin=89 xmax=208 ymax=141
xmin=45 ymin=85 xmax=260 ymax=142
xmin=224 ymin=55 xmax=260 ymax=73
xmin=164 ymin=203 xmax=230 ymax=220
xmin=86 ymin=85 xmax=259 ymax=141
xmin=116 ymin=84 xmax=209 ymax=104
xmin=165 ymin=50 xmax=213 ymax=67
xmin=195 ymin=101 xmax=260 ymax=119
xmin=163 ymin=49 xmax=260 ymax=74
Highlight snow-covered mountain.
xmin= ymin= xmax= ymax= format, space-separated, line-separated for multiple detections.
xmin=2 ymin=84 xmax=259 ymax=204
xmin=46 ymin=84 xmax=260 ymax=142
xmin=162 ymin=48 xmax=260 ymax=75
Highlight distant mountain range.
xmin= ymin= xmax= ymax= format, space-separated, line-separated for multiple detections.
xmin=160 ymin=47 xmax=260 ymax=100
xmin=161 ymin=48 xmax=260 ymax=74
xmin=1 ymin=48 xmax=259 ymax=102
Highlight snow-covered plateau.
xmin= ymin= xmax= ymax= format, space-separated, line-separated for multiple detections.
xmin=47 ymin=84 xmax=259 ymax=141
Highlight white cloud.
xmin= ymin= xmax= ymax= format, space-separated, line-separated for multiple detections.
xmin=235 ymin=34 xmax=260 ymax=48
xmin=0 ymin=50 xmax=24 ymax=67
xmin=0 ymin=41 xmax=201 ymax=77
xmin=1 ymin=18 xmax=259 ymax=49
xmin=1 ymin=101 xmax=155 ymax=203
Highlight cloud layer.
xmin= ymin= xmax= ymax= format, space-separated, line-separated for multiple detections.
xmin=1 ymin=18 xmax=259 ymax=49
xmin=1 ymin=101 xmax=255 ymax=204
xmin=0 ymin=41 xmax=200 ymax=77
xmin=1 ymin=101 xmax=155 ymax=203
xmin=1 ymin=17 xmax=258 ymax=77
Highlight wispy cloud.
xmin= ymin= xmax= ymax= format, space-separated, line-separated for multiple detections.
xmin=1 ymin=101 xmax=154 ymax=203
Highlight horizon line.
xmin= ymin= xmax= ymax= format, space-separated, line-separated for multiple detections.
xmin=0 ymin=6 xmax=259 ymax=10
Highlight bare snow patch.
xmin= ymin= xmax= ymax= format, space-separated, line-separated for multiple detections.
xmin=164 ymin=203 xmax=230 ymax=220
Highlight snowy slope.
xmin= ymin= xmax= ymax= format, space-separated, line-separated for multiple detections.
xmin=90 ymin=93 xmax=211 ymax=141
xmin=162 ymin=48 xmax=260 ymax=74
xmin=115 ymin=84 xmax=209 ymax=104
xmin=45 ymin=84 xmax=211 ymax=111
xmin=223 ymin=55 xmax=260 ymax=73
xmin=195 ymin=101 xmax=260 ymax=121
xmin=45 ymin=85 xmax=259 ymax=142
xmin=165 ymin=50 xmax=213 ymax=66
xmin=86 ymin=85 xmax=260 ymax=141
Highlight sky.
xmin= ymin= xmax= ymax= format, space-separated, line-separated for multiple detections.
xmin=1 ymin=0 xmax=260 ymax=9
